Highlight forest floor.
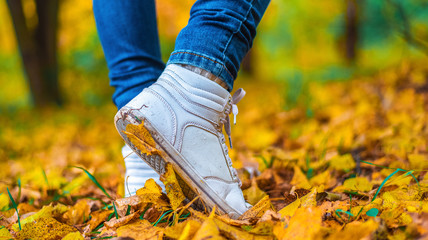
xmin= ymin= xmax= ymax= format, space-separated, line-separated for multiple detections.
xmin=1 ymin=61 xmax=428 ymax=239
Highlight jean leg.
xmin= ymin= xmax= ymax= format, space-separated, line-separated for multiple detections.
xmin=167 ymin=0 xmax=270 ymax=90
xmin=93 ymin=0 xmax=165 ymax=109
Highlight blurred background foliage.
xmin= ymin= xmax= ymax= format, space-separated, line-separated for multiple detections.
xmin=0 ymin=0 xmax=427 ymax=112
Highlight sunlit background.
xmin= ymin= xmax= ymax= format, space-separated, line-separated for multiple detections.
xmin=0 ymin=0 xmax=427 ymax=110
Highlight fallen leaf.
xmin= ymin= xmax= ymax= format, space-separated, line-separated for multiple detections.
xmin=160 ymin=164 xmax=185 ymax=210
xmin=329 ymin=154 xmax=356 ymax=172
xmin=278 ymin=198 xmax=300 ymax=218
xmin=104 ymin=211 xmax=140 ymax=229
xmin=84 ymin=209 xmax=113 ymax=232
xmin=192 ymin=211 xmax=223 ymax=240
xmin=63 ymin=199 xmax=91 ymax=225
xmin=327 ymin=219 xmax=379 ymax=240
xmin=282 ymin=207 xmax=323 ymax=240
xmin=163 ymin=219 xmax=201 ymax=239
xmin=240 ymin=195 xmax=272 ymax=222
xmin=62 ymin=231 xmax=84 ymax=240
xmin=117 ymin=219 xmax=163 ymax=240
xmin=243 ymin=178 xmax=268 ymax=205
xmin=12 ymin=204 xmax=68 ymax=231
xmin=16 ymin=217 xmax=76 ymax=240
xmin=123 ymin=122 xmax=161 ymax=156
xmin=0 ymin=227 xmax=13 ymax=239
xmin=290 ymin=166 xmax=311 ymax=189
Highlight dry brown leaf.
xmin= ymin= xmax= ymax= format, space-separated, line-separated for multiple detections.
xmin=63 ymin=199 xmax=91 ymax=225
xmin=104 ymin=211 xmax=140 ymax=229
xmin=84 ymin=209 xmax=113 ymax=233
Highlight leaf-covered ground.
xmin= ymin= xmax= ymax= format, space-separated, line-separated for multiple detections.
xmin=1 ymin=62 xmax=428 ymax=239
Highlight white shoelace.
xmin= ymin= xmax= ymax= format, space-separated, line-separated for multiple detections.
xmin=222 ymin=88 xmax=246 ymax=149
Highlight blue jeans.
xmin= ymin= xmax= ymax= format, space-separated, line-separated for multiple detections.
xmin=94 ymin=0 xmax=270 ymax=109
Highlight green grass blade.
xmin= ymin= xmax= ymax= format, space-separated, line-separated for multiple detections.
xmin=112 ymin=202 xmax=119 ymax=219
xmin=72 ymin=166 xmax=112 ymax=199
xmin=361 ymin=160 xmax=393 ymax=169
xmin=153 ymin=210 xmax=173 ymax=226
xmin=41 ymin=168 xmax=49 ymax=187
xmin=7 ymin=187 xmax=21 ymax=230
xmin=17 ymin=178 xmax=21 ymax=202
xmin=372 ymin=168 xmax=403 ymax=202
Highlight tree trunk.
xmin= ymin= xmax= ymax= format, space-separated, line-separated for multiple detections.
xmin=345 ymin=0 xmax=358 ymax=62
xmin=6 ymin=0 xmax=61 ymax=107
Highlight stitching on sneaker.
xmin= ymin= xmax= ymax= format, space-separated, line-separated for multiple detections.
xmin=158 ymin=74 xmax=224 ymax=113
xmin=145 ymin=88 xmax=178 ymax=146
xmin=152 ymin=81 xmax=219 ymax=126
xmin=203 ymin=176 xmax=240 ymax=184
xmin=166 ymin=68 xmax=226 ymax=99
xmin=177 ymin=122 xmax=218 ymax=153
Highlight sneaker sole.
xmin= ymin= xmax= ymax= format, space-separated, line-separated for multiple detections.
xmin=115 ymin=107 xmax=244 ymax=219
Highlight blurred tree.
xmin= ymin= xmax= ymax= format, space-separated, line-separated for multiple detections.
xmin=345 ymin=0 xmax=358 ymax=62
xmin=6 ymin=0 xmax=61 ymax=107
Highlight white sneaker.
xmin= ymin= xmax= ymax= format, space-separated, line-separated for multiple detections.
xmin=114 ymin=64 xmax=250 ymax=218
xmin=122 ymin=145 xmax=165 ymax=197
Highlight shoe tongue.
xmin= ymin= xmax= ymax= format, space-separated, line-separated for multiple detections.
xmin=166 ymin=64 xmax=230 ymax=99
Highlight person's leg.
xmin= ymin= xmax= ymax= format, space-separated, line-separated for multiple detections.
xmin=93 ymin=0 xmax=165 ymax=196
xmin=93 ymin=0 xmax=165 ymax=109
xmin=168 ymin=0 xmax=270 ymax=90
xmin=115 ymin=0 xmax=270 ymax=217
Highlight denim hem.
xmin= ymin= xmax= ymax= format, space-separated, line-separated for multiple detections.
xmin=111 ymin=69 xmax=160 ymax=109
xmin=167 ymin=50 xmax=234 ymax=91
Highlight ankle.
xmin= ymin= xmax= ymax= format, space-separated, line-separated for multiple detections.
xmin=178 ymin=64 xmax=230 ymax=91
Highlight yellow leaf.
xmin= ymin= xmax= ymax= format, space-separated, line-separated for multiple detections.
xmin=62 ymin=231 xmax=84 ymax=240
xmin=214 ymin=217 xmax=272 ymax=240
xmin=0 ymin=227 xmax=13 ymax=239
xmin=243 ymin=178 xmax=267 ymax=205
xmin=300 ymin=188 xmax=317 ymax=207
xmin=123 ymin=122 xmax=161 ymax=156
xmin=13 ymin=204 xmax=68 ymax=231
xmin=192 ymin=214 xmax=223 ymax=240
xmin=160 ymin=163 xmax=185 ymax=210
xmin=408 ymin=154 xmax=428 ymax=169
xmin=63 ymin=199 xmax=91 ymax=225
xmin=329 ymin=154 xmax=356 ymax=172
xmin=163 ymin=219 xmax=201 ymax=240
xmin=278 ymin=198 xmax=301 ymax=218
xmin=249 ymin=220 xmax=275 ymax=236
xmin=239 ymin=195 xmax=272 ymax=221
xmin=0 ymin=193 xmax=9 ymax=211
xmin=335 ymin=177 xmax=373 ymax=192
xmin=136 ymin=178 xmax=165 ymax=205
xmin=117 ymin=219 xmax=163 ymax=240
xmin=16 ymin=217 xmax=77 ymax=240
xmin=282 ymin=207 xmax=322 ymax=240
xmin=85 ymin=210 xmax=113 ymax=232
xmin=309 ymin=170 xmax=336 ymax=189
xmin=290 ymin=166 xmax=311 ymax=189
xmin=327 ymin=219 xmax=378 ymax=240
